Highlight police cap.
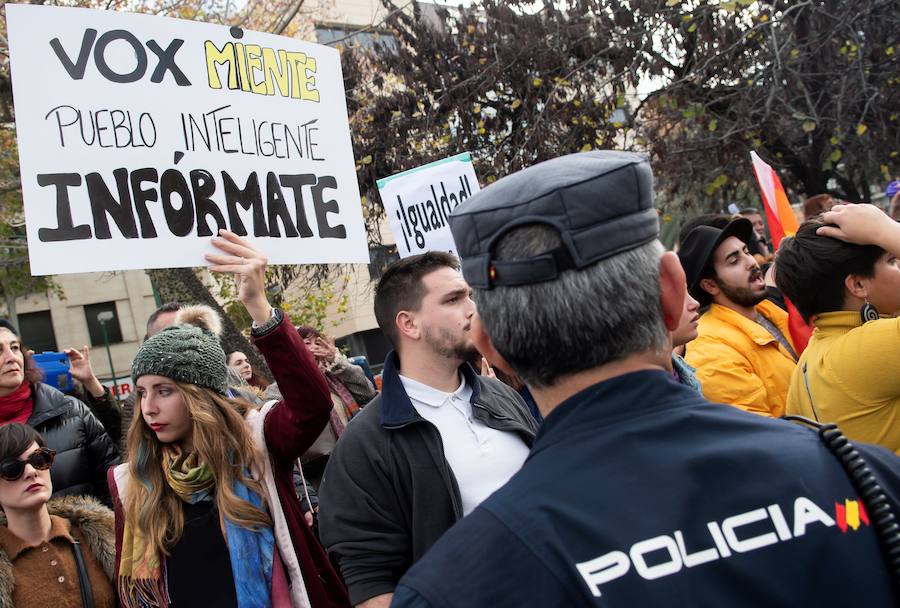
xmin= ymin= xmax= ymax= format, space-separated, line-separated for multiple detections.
xmin=448 ymin=151 xmax=659 ymax=289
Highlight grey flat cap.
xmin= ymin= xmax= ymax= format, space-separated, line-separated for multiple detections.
xmin=449 ymin=151 xmax=659 ymax=289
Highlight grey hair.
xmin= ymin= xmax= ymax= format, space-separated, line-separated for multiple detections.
xmin=474 ymin=224 xmax=668 ymax=388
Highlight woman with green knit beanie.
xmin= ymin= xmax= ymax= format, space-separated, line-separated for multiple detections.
xmin=107 ymin=230 xmax=350 ymax=608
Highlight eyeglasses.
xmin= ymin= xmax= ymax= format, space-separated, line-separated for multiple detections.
xmin=0 ymin=448 xmax=56 ymax=481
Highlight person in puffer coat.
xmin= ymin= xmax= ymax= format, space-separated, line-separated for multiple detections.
xmin=0 ymin=319 xmax=119 ymax=506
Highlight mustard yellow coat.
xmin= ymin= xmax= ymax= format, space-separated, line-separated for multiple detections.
xmin=685 ymin=300 xmax=798 ymax=418
xmin=786 ymin=312 xmax=900 ymax=454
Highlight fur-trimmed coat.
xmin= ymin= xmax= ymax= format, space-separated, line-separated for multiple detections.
xmin=0 ymin=495 xmax=115 ymax=608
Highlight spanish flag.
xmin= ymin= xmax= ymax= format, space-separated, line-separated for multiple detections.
xmin=750 ymin=151 xmax=811 ymax=354
xmin=750 ymin=151 xmax=799 ymax=249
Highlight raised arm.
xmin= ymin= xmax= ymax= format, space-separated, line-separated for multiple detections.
xmin=252 ymin=311 xmax=332 ymax=462
xmin=66 ymin=345 xmax=123 ymax=447
xmin=205 ymin=229 xmax=332 ymax=465
xmin=818 ymin=203 xmax=900 ymax=259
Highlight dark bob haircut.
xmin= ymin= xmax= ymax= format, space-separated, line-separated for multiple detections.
xmin=775 ymin=218 xmax=884 ymax=323
xmin=296 ymin=326 xmax=322 ymax=341
xmin=0 ymin=423 xmax=45 ymax=464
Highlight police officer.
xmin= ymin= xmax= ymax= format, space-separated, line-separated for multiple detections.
xmin=390 ymin=151 xmax=900 ymax=607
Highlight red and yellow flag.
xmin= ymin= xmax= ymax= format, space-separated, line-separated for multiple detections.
xmin=750 ymin=151 xmax=810 ymax=353
xmin=750 ymin=151 xmax=800 ymax=249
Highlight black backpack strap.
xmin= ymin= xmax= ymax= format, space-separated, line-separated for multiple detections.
xmin=70 ymin=539 xmax=95 ymax=608
xmin=783 ymin=415 xmax=900 ymax=596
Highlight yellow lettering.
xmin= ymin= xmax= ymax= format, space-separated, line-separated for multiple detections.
xmin=204 ymin=41 xmax=238 ymax=90
xmin=235 ymin=43 xmax=251 ymax=92
xmin=299 ymin=57 xmax=320 ymax=102
xmin=262 ymin=48 xmax=290 ymax=97
xmin=285 ymin=51 xmax=308 ymax=100
xmin=206 ymin=42 xmax=320 ymax=103
xmin=245 ymin=45 xmax=267 ymax=95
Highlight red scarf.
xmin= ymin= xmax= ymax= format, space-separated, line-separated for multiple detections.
xmin=0 ymin=382 xmax=33 ymax=426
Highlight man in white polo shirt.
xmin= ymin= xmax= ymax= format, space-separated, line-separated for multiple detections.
xmin=399 ymin=369 xmax=531 ymax=516
xmin=318 ymin=251 xmax=537 ymax=608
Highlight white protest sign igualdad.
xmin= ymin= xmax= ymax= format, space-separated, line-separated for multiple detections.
xmin=7 ymin=4 xmax=369 ymax=275
xmin=377 ymin=152 xmax=480 ymax=258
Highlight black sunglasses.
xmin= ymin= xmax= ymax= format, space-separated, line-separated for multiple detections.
xmin=0 ymin=448 xmax=56 ymax=481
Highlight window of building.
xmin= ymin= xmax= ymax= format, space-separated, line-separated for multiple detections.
xmin=84 ymin=302 xmax=124 ymax=346
xmin=315 ymin=26 xmax=397 ymax=52
xmin=17 ymin=310 xmax=58 ymax=353
xmin=368 ymin=244 xmax=400 ymax=281
xmin=336 ymin=328 xmax=392 ymax=374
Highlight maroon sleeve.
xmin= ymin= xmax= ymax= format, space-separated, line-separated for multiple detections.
xmin=253 ymin=312 xmax=332 ymax=467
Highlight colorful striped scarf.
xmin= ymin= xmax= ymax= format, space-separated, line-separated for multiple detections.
xmin=118 ymin=447 xmax=274 ymax=607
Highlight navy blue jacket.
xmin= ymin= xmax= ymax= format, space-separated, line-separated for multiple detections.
xmin=393 ymin=370 xmax=900 ymax=607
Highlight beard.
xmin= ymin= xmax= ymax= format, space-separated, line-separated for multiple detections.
xmin=423 ymin=325 xmax=479 ymax=362
xmin=715 ymin=271 xmax=766 ymax=308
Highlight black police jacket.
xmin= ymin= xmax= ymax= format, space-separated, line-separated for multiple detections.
xmin=26 ymin=382 xmax=120 ymax=506
xmin=395 ymin=370 xmax=900 ymax=607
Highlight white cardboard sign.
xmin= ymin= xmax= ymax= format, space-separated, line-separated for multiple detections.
xmin=7 ymin=4 xmax=369 ymax=275
xmin=377 ymin=153 xmax=480 ymax=258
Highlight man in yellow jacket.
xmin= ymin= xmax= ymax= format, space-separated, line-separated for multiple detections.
xmin=678 ymin=218 xmax=798 ymax=417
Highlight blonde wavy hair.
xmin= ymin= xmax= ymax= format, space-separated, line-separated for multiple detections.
xmin=124 ymin=381 xmax=271 ymax=556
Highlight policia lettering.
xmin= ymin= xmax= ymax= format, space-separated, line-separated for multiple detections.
xmin=576 ymin=496 xmax=839 ymax=598
xmin=35 ymin=170 xmax=345 ymax=242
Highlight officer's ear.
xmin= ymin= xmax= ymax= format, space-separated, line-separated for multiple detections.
xmin=659 ymin=252 xmax=687 ymax=332
xmin=471 ymin=312 xmax=515 ymax=376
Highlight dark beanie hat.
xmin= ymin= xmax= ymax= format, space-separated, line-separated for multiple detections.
xmin=131 ymin=305 xmax=228 ymax=395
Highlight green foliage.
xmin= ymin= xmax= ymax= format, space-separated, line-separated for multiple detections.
xmin=0 ymin=128 xmax=63 ymax=319
xmin=0 ymin=224 xmax=64 ymax=324
xmin=282 ymin=282 xmax=350 ymax=334
xmin=344 ymin=0 xmax=899 ymax=216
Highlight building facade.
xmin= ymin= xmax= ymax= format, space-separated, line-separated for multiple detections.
xmin=7 ymin=270 xmax=159 ymax=398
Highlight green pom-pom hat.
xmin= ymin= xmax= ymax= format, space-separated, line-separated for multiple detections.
xmin=131 ymin=305 xmax=229 ymax=395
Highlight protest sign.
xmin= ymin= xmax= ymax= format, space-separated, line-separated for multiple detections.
xmin=102 ymin=376 xmax=134 ymax=400
xmin=377 ymin=152 xmax=480 ymax=258
xmin=7 ymin=4 xmax=369 ymax=275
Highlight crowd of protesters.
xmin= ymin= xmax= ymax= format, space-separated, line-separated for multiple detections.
xmin=0 ymin=151 xmax=897 ymax=607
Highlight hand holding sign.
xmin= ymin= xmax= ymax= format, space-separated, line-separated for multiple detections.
xmin=205 ymin=229 xmax=272 ymax=325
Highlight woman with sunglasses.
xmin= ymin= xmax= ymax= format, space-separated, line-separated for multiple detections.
xmin=0 ymin=423 xmax=116 ymax=607
xmin=109 ymin=230 xmax=349 ymax=608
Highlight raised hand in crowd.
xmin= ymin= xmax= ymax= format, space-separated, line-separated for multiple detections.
xmin=64 ymin=345 xmax=105 ymax=399
xmin=63 ymin=345 xmax=124 ymax=448
xmin=817 ymin=203 xmax=900 ymax=256
xmin=307 ymin=336 xmax=338 ymax=370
